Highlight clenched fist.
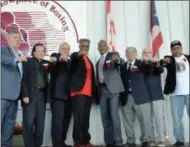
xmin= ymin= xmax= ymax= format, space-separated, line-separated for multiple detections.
xmin=50 ymin=57 xmax=57 ymax=63
xmin=23 ymin=97 xmax=29 ymax=104
xmin=163 ymin=57 xmax=171 ymax=64
xmin=16 ymin=56 xmax=28 ymax=62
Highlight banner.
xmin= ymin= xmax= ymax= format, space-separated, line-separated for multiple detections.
xmin=1 ymin=0 xmax=87 ymax=56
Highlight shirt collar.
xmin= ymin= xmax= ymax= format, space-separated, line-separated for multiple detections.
xmin=10 ymin=46 xmax=23 ymax=56
xmin=128 ymin=59 xmax=136 ymax=65
xmin=101 ymin=51 xmax=108 ymax=57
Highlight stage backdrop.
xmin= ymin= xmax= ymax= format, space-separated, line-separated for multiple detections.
xmin=1 ymin=0 xmax=189 ymax=146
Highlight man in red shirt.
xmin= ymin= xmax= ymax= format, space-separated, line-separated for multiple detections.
xmin=68 ymin=39 xmax=96 ymax=147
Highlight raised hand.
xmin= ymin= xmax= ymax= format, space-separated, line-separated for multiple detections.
xmin=112 ymin=54 xmax=120 ymax=61
xmin=162 ymin=57 xmax=171 ymax=64
xmin=23 ymin=97 xmax=29 ymax=104
xmin=16 ymin=55 xmax=27 ymax=62
xmin=49 ymin=57 xmax=57 ymax=63
xmin=78 ymin=50 xmax=87 ymax=57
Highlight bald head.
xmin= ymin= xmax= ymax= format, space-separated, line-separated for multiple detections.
xmin=98 ymin=40 xmax=109 ymax=55
xmin=59 ymin=42 xmax=70 ymax=56
xmin=142 ymin=47 xmax=152 ymax=59
xmin=125 ymin=47 xmax=137 ymax=62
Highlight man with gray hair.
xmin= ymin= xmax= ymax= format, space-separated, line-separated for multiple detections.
xmin=120 ymin=47 xmax=151 ymax=147
xmin=1 ymin=30 xmax=27 ymax=147
xmin=68 ymin=38 xmax=96 ymax=147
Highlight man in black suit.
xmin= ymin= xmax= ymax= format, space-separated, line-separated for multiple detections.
xmin=48 ymin=42 xmax=72 ymax=147
xmin=141 ymin=48 xmax=165 ymax=147
xmin=22 ymin=43 xmax=49 ymax=147
xmin=68 ymin=38 xmax=96 ymax=147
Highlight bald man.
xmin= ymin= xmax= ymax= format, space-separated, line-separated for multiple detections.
xmin=142 ymin=48 xmax=165 ymax=147
xmin=96 ymin=40 xmax=124 ymax=147
xmin=48 ymin=42 xmax=72 ymax=147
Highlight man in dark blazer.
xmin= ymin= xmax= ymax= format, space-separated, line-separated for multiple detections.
xmin=21 ymin=43 xmax=49 ymax=147
xmin=1 ymin=30 xmax=27 ymax=147
xmin=160 ymin=40 xmax=190 ymax=147
xmin=48 ymin=42 xmax=72 ymax=147
xmin=141 ymin=48 xmax=166 ymax=147
xmin=120 ymin=47 xmax=151 ymax=147
xmin=68 ymin=38 xmax=96 ymax=147
xmin=96 ymin=40 xmax=124 ymax=147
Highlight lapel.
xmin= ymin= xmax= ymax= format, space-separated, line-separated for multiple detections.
xmin=133 ymin=59 xmax=138 ymax=66
xmin=104 ymin=52 xmax=110 ymax=65
xmin=7 ymin=46 xmax=24 ymax=77
xmin=103 ymin=52 xmax=111 ymax=69
xmin=96 ymin=59 xmax=100 ymax=79
xmin=126 ymin=59 xmax=138 ymax=72
xmin=7 ymin=46 xmax=15 ymax=57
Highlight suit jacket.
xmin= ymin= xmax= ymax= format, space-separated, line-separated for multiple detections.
xmin=21 ymin=57 xmax=49 ymax=103
xmin=96 ymin=52 xmax=124 ymax=97
xmin=48 ymin=53 xmax=71 ymax=100
xmin=1 ymin=46 xmax=23 ymax=100
xmin=120 ymin=59 xmax=151 ymax=105
xmin=160 ymin=54 xmax=190 ymax=95
xmin=68 ymin=52 xmax=96 ymax=98
xmin=144 ymin=62 xmax=164 ymax=101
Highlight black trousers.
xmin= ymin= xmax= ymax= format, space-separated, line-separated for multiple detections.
xmin=23 ymin=90 xmax=46 ymax=147
xmin=72 ymin=95 xmax=92 ymax=145
xmin=51 ymin=98 xmax=72 ymax=147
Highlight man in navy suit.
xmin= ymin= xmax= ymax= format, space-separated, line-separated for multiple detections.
xmin=141 ymin=48 xmax=165 ymax=147
xmin=1 ymin=30 xmax=27 ymax=147
xmin=120 ymin=47 xmax=151 ymax=147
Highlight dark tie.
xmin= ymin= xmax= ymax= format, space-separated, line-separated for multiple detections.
xmin=128 ymin=63 xmax=132 ymax=92
xmin=18 ymin=53 xmax=21 ymax=57
xmin=128 ymin=63 xmax=132 ymax=72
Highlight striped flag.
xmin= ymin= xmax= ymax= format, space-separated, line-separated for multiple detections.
xmin=107 ymin=0 xmax=116 ymax=52
xmin=150 ymin=0 xmax=163 ymax=58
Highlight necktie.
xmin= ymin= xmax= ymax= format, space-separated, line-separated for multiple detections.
xmin=18 ymin=53 xmax=21 ymax=57
xmin=17 ymin=52 xmax=23 ymax=77
xmin=128 ymin=63 xmax=132 ymax=72
xmin=98 ymin=55 xmax=105 ymax=83
xmin=128 ymin=63 xmax=132 ymax=91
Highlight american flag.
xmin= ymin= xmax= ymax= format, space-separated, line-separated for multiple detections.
xmin=150 ymin=0 xmax=163 ymax=58
xmin=107 ymin=0 xmax=116 ymax=52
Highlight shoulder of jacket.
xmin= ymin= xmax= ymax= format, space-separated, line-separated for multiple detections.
xmin=184 ymin=54 xmax=190 ymax=58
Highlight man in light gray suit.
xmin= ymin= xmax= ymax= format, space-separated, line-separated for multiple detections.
xmin=1 ymin=30 xmax=27 ymax=147
xmin=96 ymin=40 xmax=124 ymax=147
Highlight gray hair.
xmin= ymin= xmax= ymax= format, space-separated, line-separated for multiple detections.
xmin=125 ymin=47 xmax=137 ymax=53
xmin=7 ymin=30 xmax=21 ymax=35
xmin=79 ymin=38 xmax=90 ymax=45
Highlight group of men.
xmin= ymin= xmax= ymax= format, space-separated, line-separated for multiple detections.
xmin=1 ymin=29 xmax=189 ymax=147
